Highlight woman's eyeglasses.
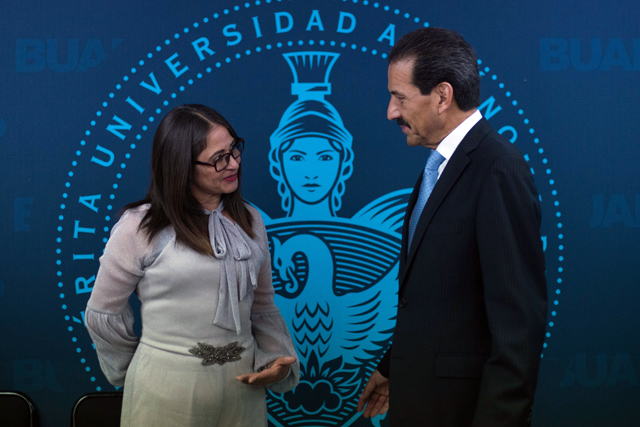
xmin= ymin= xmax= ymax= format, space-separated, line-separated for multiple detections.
xmin=195 ymin=138 xmax=244 ymax=172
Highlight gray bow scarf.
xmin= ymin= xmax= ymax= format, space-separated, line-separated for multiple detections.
xmin=207 ymin=204 xmax=260 ymax=334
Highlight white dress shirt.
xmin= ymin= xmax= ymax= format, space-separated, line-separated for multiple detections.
xmin=434 ymin=109 xmax=482 ymax=179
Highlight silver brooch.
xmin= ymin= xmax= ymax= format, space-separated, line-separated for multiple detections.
xmin=189 ymin=341 xmax=245 ymax=366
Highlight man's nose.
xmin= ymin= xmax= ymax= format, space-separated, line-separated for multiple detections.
xmin=387 ymin=99 xmax=399 ymax=121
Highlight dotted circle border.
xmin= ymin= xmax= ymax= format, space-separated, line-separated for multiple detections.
xmin=56 ymin=0 xmax=563 ymax=390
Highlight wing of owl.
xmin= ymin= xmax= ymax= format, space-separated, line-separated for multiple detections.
xmin=328 ymin=266 xmax=398 ymax=367
xmin=351 ymin=188 xmax=412 ymax=234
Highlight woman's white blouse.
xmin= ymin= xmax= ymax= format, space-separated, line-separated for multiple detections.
xmin=85 ymin=203 xmax=299 ymax=393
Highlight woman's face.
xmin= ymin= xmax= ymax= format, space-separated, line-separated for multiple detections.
xmin=282 ymin=137 xmax=341 ymax=204
xmin=190 ymin=125 xmax=240 ymax=209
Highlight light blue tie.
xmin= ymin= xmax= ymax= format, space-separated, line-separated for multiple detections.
xmin=408 ymin=150 xmax=446 ymax=251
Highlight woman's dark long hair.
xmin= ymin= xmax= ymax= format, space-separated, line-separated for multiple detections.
xmin=123 ymin=104 xmax=254 ymax=255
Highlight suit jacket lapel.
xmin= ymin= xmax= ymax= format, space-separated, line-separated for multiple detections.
xmin=400 ymin=118 xmax=493 ymax=291
xmin=399 ymin=174 xmax=422 ymax=285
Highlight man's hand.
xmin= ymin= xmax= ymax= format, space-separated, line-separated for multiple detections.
xmin=236 ymin=356 xmax=296 ymax=386
xmin=357 ymin=369 xmax=389 ymax=418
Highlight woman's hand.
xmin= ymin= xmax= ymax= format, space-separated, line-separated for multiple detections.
xmin=236 ymin=356 xmax=297 ymax=386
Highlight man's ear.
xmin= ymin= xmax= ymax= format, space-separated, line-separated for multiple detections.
xmin=435 ymin=82 xmax=454 ymax=114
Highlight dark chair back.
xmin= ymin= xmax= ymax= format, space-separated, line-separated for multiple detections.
xmin=0 ymin=391 xmax=36 ymax=427
xmin=71 ymin=392 xmax=123 ymax=427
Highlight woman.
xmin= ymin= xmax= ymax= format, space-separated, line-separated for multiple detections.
xmin=86 ymin=104 xmax=299 ymax=426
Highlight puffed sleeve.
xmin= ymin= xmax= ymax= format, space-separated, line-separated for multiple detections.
xmin=85 ymin=207 xmax=150 ymax=387
xmin=248 ymin=207 xmax=300 ymax=393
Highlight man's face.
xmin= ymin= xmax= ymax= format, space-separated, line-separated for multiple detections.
xmin=387 ymin=58 xmax=442 ymax=149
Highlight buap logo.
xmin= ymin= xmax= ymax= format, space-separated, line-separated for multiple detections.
xmin=55 ymin=1 xmax=564 ymax=426
xmin=15 ymin=39 xmax=121 ymax=73
xmin=560 ymin=353 xmax=639 ymax=388
xmin=540 ymin=38 xmax=640 ymax=71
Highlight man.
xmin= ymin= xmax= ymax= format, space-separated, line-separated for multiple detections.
xmin=357 ymin=28 xmax=547 ymax=426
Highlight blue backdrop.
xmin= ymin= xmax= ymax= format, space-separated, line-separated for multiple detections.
xmin=1 ymin=1 xmax=639 ymax=426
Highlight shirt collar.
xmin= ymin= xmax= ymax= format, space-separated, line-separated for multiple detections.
xmin=435 ymin=110 xmax=482 ymax=161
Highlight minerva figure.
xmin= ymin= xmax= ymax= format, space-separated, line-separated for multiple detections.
xmin=261 ymin=51 xmax=409 ymax=427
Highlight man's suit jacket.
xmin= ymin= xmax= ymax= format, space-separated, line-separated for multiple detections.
xmin=377 ymin=118 xmax=547 ymax=426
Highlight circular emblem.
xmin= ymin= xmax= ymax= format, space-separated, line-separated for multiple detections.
xmin=55 ymin=1 xmax=563 ymax=425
